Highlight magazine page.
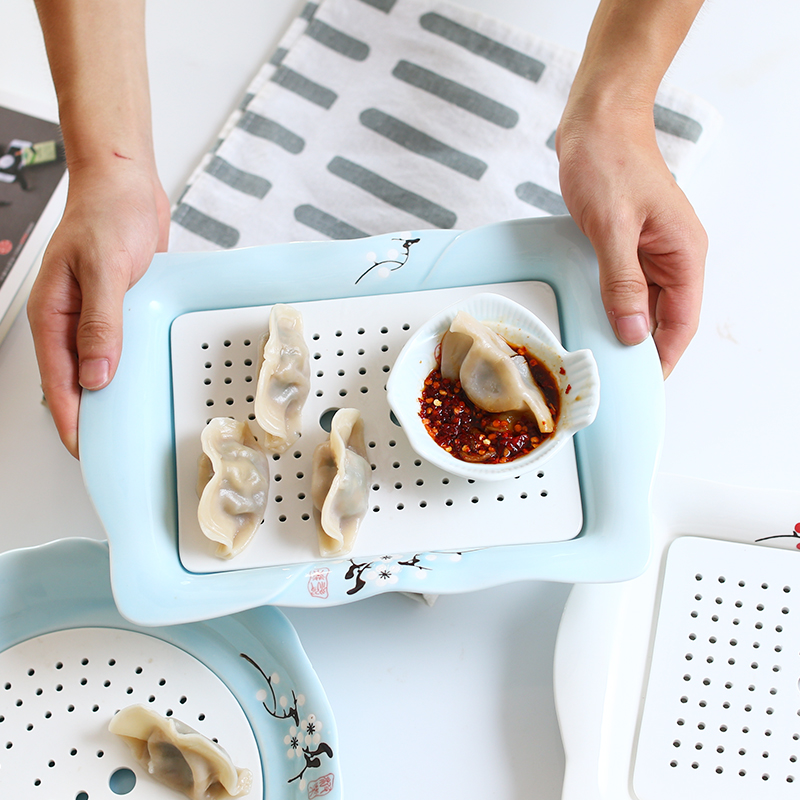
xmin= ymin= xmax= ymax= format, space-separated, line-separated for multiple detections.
xmin=0 ymin=91 xmax=68 ymax=343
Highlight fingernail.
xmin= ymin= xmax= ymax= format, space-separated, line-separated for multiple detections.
xmin=79 ymin=358 xmax=110 ymax=389
xmin=616 ymin=313 xmax=649 ymax=345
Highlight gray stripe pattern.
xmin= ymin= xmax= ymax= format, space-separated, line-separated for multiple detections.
xmin=172 ymin=203 xmax=241 ymax=248
xmin=168 ymin=0 xmax=718 ymax=256
xmin=270 ymin=47 xmax=289 ymax=66
xmin=300 ymin=2 xmax=319 ymax=21
xmin=306 ymin=19 xmax=370 ymax=60
xmin=356 ymin=0 xmax=398 ymax=12
xmin=360 ymin=108 xmax=487 ymax=179
xmin=295 ymin=204 xmax=369 ymax=239
xmin=205 ymin=155 xmax=272 ymax=199
xmin=270 ymin=65 xmax=338 ymax=109
xmin=654 ymin=104 xmax=703 ymax=143
xmin=392 ymin=60 xmax=518 ymax=128
xmin=515 ymin=182 xmax=567 ymax=215
xmin=237 ymin=111 xmax=305 ymax=154
xmin=328 ymin=156 xmax=457 ymax=228
xmin=419 ymin=12 xmax=545 ymax=82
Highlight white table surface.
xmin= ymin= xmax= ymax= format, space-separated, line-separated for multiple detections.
xmin=2 ymin=1 xmax=798 ymax=798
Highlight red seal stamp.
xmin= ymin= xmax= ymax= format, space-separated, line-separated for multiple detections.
xmin=307 ymin=568 xmax=330 ymax=599
xmin=308 ymin=773 xmax=335 ymax=798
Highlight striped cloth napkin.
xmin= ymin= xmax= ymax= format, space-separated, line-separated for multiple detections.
xmin=168 ymin=0 xmax=721 ymax=252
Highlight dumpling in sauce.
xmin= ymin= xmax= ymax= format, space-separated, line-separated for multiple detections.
xmin=109 ymin=704 xmax=253 ymax=800
xmin=311 ymin=408 xmax=371 ymax=558
xmin=197 ymin=417 xmax=269 ymax=559
xmin=441 ymin=311 xmax=554 ymax=433
xmin=254 ymin=304 xmax=310 ymax=453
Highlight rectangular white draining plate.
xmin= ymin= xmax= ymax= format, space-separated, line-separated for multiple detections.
xmin=171 ymin=281 xmax=583 ymax=573
xmin=633 ymin=536 xmax=800 ymax=799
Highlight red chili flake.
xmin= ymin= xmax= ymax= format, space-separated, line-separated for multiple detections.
xmin=559 ymin=367 xmax=566 ymax=375
xmin=418 ymin=342 xmax=561 ymax=465
xmin=566 ymin=384 xmax=571 ymax=394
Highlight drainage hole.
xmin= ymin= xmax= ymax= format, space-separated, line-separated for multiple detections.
xmin=109 ymin=767 xmax=137 ymax=795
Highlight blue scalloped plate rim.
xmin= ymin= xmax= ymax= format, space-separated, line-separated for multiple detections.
xmin=79 ymin=216 xmax=664 ymax=625
xmin=0 ymin=538 xmax=342 ymax=799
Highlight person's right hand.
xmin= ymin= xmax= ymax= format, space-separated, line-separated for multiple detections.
xmin=27 ymin=158 xmax=170 ymax=458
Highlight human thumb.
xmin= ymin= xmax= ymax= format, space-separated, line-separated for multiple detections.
xmin=593 ymin=234 xmax=651 ymax=346
xmin=75 ymin=273 xmax=127 ymax=391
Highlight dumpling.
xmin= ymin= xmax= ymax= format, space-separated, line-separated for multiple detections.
xmin=311 ymin=408 xmax=371 ymax=557
xmin=254 ymin=304 xmax=310 ymax=453
xmin=109 ymin=704 xmax=252 ymax=800
xmin=197 ymin=417 xmax=269 ymax=559
xmin=441 ymin=311 xmax=554 ymax=433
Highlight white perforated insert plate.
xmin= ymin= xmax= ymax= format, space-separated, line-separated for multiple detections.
xmin=633 ymin=537 xmax=800 ymax=799
xmin=0 ymin=628 xmax=262 ymax=799
xmin=171 ymin=281 xmax=583 ymax=574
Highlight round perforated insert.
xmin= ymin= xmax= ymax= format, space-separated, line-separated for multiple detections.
xmin=0 ymin=628 xmax=262 ymax=798
xmin=171 ymin=282 xmax=584 ymax=573
xmin=634 ymin=537 xmax=800 ymax=800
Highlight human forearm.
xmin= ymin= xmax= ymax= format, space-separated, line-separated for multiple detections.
xmin=33 ymin=0 xmax=156 ymax=175
xmin=569 ymin=0 xmax=705 ymax=114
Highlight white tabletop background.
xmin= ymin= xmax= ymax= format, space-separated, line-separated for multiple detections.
xmin=1 ymin=1 xmax=798 ymax=798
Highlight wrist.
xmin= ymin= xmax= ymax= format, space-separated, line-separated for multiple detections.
xmin=568 ymin=0 xmax=705 ymax=116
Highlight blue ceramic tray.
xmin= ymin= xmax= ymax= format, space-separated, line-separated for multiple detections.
xmin=79 ymin=216 xmax=664 ymax=625
xmin=0 ymin=538 xmax=341 ymax=799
